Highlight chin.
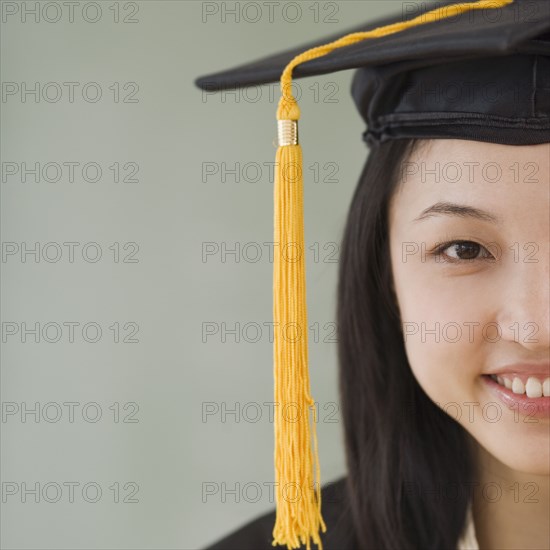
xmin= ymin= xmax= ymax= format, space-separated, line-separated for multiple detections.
xmin=468 ymin=423 xmax=550 ymax=477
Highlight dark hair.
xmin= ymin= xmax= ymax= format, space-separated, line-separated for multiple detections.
xmin=337 ymin=138 xmax=477 ymax=549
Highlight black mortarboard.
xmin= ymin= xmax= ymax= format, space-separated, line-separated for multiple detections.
xmin=196 ymin=0 xmax=550 ymax=146
xmin=194 ymin=2 xmax=550 ymax=549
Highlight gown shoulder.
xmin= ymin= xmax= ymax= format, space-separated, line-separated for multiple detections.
xmin=204 ymin=476 xmax=356 ymax=550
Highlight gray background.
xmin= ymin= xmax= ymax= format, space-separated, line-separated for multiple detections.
xmin=1 ymin=1 xmax=401 ymax=548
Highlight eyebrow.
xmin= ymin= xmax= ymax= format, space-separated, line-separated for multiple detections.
xmin=412 ymin=201 xmax=501 ymax=224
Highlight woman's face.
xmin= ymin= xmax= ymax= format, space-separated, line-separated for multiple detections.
xmin=389 ymin=139 xmax=550 ymax=475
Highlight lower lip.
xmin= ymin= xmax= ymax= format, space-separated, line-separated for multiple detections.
xmin=481 ymin=375 xmax=550 ymax=419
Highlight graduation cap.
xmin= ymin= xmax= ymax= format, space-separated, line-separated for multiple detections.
xmin=195 ymin=1 xmax=550 ymax=548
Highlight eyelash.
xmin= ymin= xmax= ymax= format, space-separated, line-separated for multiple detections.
xmin=430 ymin=240 xmax=495 ymax=264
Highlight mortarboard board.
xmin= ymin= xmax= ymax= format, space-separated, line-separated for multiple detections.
xmin=194 ymin=1 xmax=550 ymax=548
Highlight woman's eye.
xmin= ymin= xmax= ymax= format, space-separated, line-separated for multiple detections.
xmin=434 ymin=240 xmax=494 ymax=263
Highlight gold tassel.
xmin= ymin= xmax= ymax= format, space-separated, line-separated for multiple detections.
xmin=272 ymin=100 xmax=325 ymax=550
xmin=270 ymin=2 xmax=513 ymax=548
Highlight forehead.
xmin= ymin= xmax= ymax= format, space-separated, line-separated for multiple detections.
xmin=389 ymin=139 xmax=550 ymax=223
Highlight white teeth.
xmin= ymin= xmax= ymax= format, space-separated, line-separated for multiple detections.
xmin=525 ymin=377 xmax=543 ymax=398
xmin=489 ymin=374 xmax=550 ymax=398
xmin=512 ymin=378 xmax=525 ymax=395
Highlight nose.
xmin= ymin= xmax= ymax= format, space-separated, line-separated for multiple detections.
xmin=496 ymin=256 xmax=550 ymax=353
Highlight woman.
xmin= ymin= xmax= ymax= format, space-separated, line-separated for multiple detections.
xmin=338 ymin=136 xmax=549 ymax=550
xmin=196 ymin=0 xmax=550 ymax=548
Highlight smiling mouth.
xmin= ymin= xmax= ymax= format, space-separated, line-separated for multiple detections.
xmin=485 ymin=374 xmax=549 ymax=398
xmin=481 ymin=374 xmax=550 ymax=419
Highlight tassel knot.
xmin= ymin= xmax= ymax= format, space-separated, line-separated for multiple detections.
xmin=277 ymin=95 xmax=301 ymax=121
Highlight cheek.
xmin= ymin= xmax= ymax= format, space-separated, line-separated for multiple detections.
xmin=390 ymin=247 xmax=490 ymax=405
xmin=391 ymin=247 xmax=550 ymax=476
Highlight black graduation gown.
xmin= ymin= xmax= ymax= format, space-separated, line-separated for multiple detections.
xmin=204 ymin=477 xmax=357 ymax=550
